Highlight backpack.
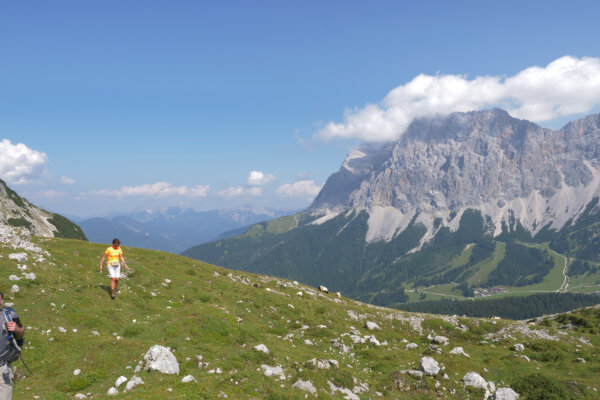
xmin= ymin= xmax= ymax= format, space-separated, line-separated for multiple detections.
xmin=0 ymin=308 xmax=22 ymax=364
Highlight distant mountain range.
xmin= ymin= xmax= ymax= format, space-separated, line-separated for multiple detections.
xmin=79 ymin=207 xmax=294 ymax=253
xmin=184 ymin=109 xmax=600 ymax=306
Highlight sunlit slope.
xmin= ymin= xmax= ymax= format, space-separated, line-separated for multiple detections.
xmin=2 ymin=238 xmax=600 ymax=399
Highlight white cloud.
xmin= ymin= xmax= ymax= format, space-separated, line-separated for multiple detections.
xmin=40 ymin=190 xmax=66 ymax=199
xmin=247 ymin=170 xmax=275 ymax=186
xmin=318 ymin=56 xmax=600 ymax=142
xmin=92 ymin=182 xmax=210 ymax=198
xmin=276 ymin=180 xmax=322 ymax=198
xmin=217 ymin=186 xmax=262 ymax=197
xmin=0 ymin=139 xmax=48 ymax=184
xmin=60 ymin=176 xmax=75 ymax=185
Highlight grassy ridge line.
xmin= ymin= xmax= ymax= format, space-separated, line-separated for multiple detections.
xmin=2 ymin=238 xmax=600 ymax=399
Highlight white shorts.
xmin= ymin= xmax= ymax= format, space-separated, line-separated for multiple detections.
xmin=107 ymin=265 xmax=121 ymax=279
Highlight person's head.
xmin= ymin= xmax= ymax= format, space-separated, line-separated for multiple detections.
xmin=112 ymin=238 xmax=120 ymax=248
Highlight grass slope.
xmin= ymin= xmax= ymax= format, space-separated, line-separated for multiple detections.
xmin=2 ymin=238 xmax=600 ymax=399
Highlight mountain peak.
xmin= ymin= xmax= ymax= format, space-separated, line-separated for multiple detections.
xmin=311 ymin=110 xmax=600 ymax=244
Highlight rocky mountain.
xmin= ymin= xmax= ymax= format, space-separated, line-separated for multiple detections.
xmin=79 ymin=207 xmax=293 ymax=252
xmin=0 ymin=178 xmax=86 ymax=242
xmin=184 ymin=110 xmax=600 ymax=307
xmin=311 ymin=109 xmax=600 ymax=245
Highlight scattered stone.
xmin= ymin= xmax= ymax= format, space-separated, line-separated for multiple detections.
xmin=449 ymin=346 xmax=470 ymax=357
xmin=408 ymin=370 xmax=424 ymax=378
xmin=254 ymin=344 xmax=269 ymax=354
xmin=8 ymin=275 xmax=20 ymax=281
xmin=24 ymin=273 xmax=36 ymax=280
xmin=493 ymin=387 xmax=520 ymax=400
xmin=8 ymin=253 xmax=27 ymax=263
xmin=115 ymin=376 xmax=128 ymax=387
xmin=463 ymin=371 xmax=487 ymax=389
xmin=181 ymin=375 xmax=196 ymax=383
xmin=405 ymin=342 xmax=418 ymax=350
xmin=261 ymin=364 xmax=285 ymax=380
xmin=74 ymin=394 xmax=87 ymax=399
xmin=419 ymin=357 xmax=440 ymax=376
xmin=292 ymin=379 xmax=317 ymax=394
xmin=365 ymin=321 xmax=381 ymax=331
xmin=576 ymin=358 xmax=586 ymax=363
xmin=10 ymin=284 xmax=19 ymax=294
xmin=91 ymin=331 xmax=100 ymax=336
xmin=107 ymin=387 xmax=118 ymax=396
xmin=512 ymin=343 xmax=525 ymax=352
xmin=124 ymin=376 xmax=144 ymax=392
xmin=304 ymin=339 xmax=314 ymax=346
xmin=336 ymin=292 xmax=341 ymax=298
xmin=521 ymin=355 xmax=531 ymax=362
xmin=318 ymin=285 xmax=329 ymax=293
xmin=144 ymin=345 xmax=180 ymax=375
xmin=432 ymin=335 xmax=449 ymax=346
xmin=73 ymin=369 xmax=81 ymax=376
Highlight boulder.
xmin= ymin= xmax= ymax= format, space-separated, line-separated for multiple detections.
xmin=419 ymin=356 xmax=440 ymax=376
xmin=254 ymin=344 xmax=269 ymax=354
xmin=463 ymin=371 xmax=487 ymax=389
xmin=181 ymin=375 xmax=196 ymax=383
xmin=318 ymin=285 xmax=329 ymax=293
xmin=512 ymin=343 xmax=525 ymax=352
xmin=107 ymin=387 xmax=118 ymax=396
xmin=124 ymin=376 xmax=144 ymax=392
xmin=143 ymin=345 xmax=180 ymax=375
xmin=449 ymin=346 xmax=470 ymax=357
xmin=365 ymin=321 xmax=381 ymax=331
xmin=493 ymin=387 xmax=520 ymax=400
xmin=292 ymin=379 xmax=317 ymax=394
xmin=10 ymin=284 xmax=19 ymax=293
xmin=8 ymin=253 xmax=27 ymax=263
xmin=405 ymin=342 xmax=418 ymax=350
xmin=432 ymin=335 xmax=449 ymax=345
xmin=261 ymin=364 xmax=285 ymax=380
xmin=115 ymin=376 xmax=128 ymax=387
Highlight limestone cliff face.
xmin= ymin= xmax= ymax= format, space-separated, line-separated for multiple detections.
xmin=310 ymin=109 xmax=600 ymax=243
xmin=0 ymin=179 xmax=86 ymax=240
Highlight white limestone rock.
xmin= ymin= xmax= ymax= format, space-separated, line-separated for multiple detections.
xmin=364 ymin=321 xmax=381 ymax=331
xmin=463 ymin=371 xmax=487 ymax=389
xmin=143 ymin=345 xmax=180 ymax=375
xmin=449 ymin=346 xmax=470 ymax=357
xmin=181 ymin=375 xmax=197 ymax=383
xmin=493 ymin=387 xmax=520 ymax=400
xmin=254 ymin=344 xmax=269 ymax=354
xmin=261 ymin=364 xmax=285 ymax=380
xmin=8 ymin=253 xmax=27 ymax=263
xmin=107 ymin=387 xmax=118 ymax=396
xmin=124 ymin=376 xmax=144 ymax=392
xmin=292 ymin=379 xmax=317 ymax=394
xmin=512 ymin=343 xmax=525 ymax=352
xmin=419 ymin=356 xmax=440 ymax=376
xmin=432 ymin=335 xmax=449 ymax=345
xmin=115 ymin=376 xmax=128 ymax=387
xmin=405 ymin=342 xmax=418 ymax=350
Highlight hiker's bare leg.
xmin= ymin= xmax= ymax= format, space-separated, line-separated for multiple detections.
xmin=114 ymin=278 xmax=119 ymax=293
xmin=111 ymin=278 xmax=117 ymax=291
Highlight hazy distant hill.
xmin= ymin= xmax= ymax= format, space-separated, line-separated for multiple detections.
xmin=79 ymin=207 xmax=293 ymax=252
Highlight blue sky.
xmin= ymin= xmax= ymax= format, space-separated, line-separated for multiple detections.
xmin=2 ymin=0 xmax=600 ymax=216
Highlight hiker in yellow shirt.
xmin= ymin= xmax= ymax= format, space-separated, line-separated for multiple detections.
xmin=99 ymin=238 xmax=129 ymax=299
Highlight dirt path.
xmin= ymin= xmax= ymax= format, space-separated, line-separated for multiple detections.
xmin=557 ymin=254 xmax=569 ymax=293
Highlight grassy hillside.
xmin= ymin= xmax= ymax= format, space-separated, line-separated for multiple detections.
xmin=2 ymin=237 xmax=600 ymax=399
xmin=184 ymin=206 xmax=600 ymax=311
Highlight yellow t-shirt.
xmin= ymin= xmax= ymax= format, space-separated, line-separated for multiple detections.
xmin=105 ymin=246 xmax=123 ymax=266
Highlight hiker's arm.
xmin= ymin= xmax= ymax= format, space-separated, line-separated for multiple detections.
xmin=7 ymin=320 xmax=24 ymax=339
xmin=99 ymin=254 xmax=106 ymax=271
xmin=120 ymin=254 xmax=129 ymax=269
